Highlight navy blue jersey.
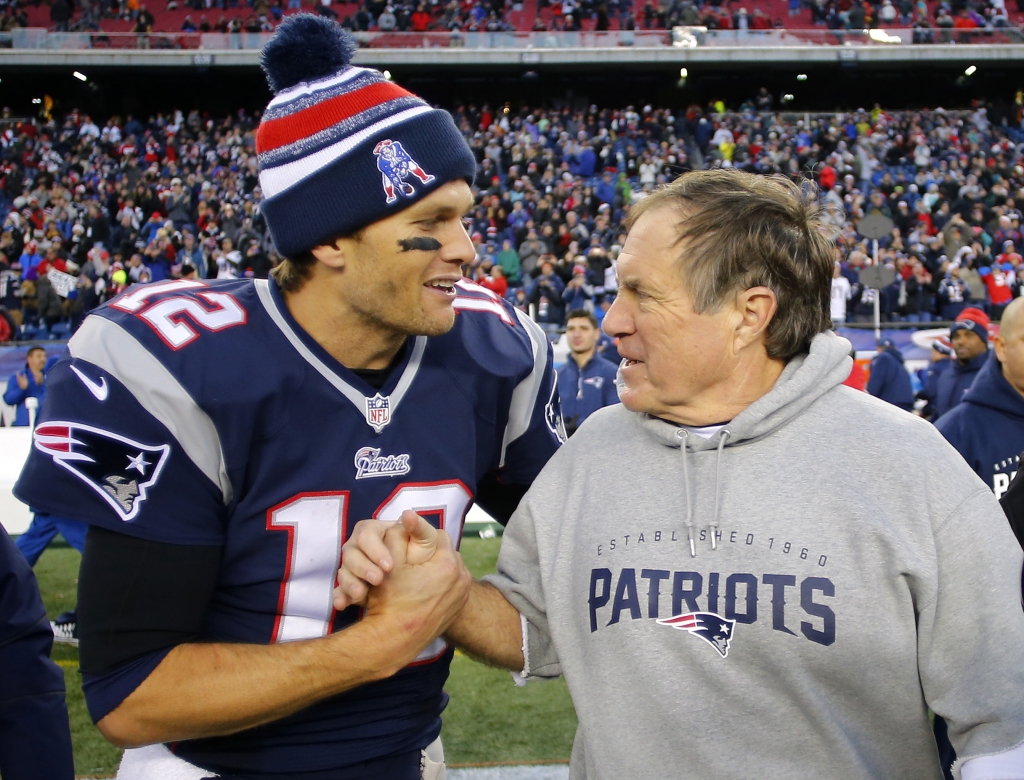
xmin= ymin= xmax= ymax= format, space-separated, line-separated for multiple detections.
xmin=15 ymin=276 xmax=563 ymax=776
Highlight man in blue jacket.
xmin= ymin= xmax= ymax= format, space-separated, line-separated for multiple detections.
xmin=933 ymin=307 xmax=990 ymax=420
xmin=867 ymin=337 xmax=914 ymax=412
xmin=3 ymin=346 xmax=47 ymax=427
xmin=917 ymin=335 xmax=953 ymax=420
xmin=0 ymin=526 xmax=74 ymax=780
xmin=5 ymin=345 xmax=86 ymax=644
xmin=938 ymin=297 xmax=1024 ymax=500
xmin=557 ymin=309 xmax=619 ymax=436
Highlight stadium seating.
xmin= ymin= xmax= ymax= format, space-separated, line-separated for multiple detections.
xmin=19 ymin=0 xmax=999 ymax=35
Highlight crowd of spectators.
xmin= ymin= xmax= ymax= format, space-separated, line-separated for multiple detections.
xmin=2 ymin=96 xmax=1024 ymax=346
xmin=21 ymin=0 xmax=1024 ymax=36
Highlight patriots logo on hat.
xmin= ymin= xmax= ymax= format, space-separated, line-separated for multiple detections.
xmin=33 ymin=421 xmax=170 ymax=521
xmin=373 ymin=139 xmax=434 ymax=205
xmin=657 ymin=611 xmax=736 ymax=658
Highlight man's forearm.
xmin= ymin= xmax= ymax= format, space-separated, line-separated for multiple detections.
xmin=444 ymin=581 xmax=525 ymax=671
xmin=98 ymin=615 xmax=420 ymax=748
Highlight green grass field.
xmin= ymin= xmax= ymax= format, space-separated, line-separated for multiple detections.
xmin=33 ymin=537 xmax=577 ymax=777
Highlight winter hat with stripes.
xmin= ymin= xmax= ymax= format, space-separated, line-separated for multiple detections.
xmin=256 ymin=14 xmax=477 ymax=258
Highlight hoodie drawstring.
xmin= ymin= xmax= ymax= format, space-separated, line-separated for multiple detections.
xmin=678 ymin=427 xmax=730 ymax=557
xmin=709 ymin=430 xmax=730 ymax=551
xmin=676 ymin=429 xmax=697 ymax=558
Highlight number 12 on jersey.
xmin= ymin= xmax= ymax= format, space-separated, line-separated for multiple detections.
xmin=267 ymin=481 xmax=472 ymax=646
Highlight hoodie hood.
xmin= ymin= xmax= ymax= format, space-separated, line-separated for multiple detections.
xmin=637 ymin=330 xmax=853 ymax=452
xmin=962 ymin=351 xmax=1024 ymax=419
xmin=634 ymin=331 xmax=853 ymax=556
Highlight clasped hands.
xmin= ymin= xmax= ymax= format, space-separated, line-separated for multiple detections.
xmin=333 ymin=511 xmax=472 ymax=647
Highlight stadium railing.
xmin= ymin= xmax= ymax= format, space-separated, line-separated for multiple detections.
xmin=1 ymin=25 xmax=1020 ymax=49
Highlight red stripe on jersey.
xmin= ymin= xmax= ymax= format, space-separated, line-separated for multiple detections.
xmin=256 ymin=82 xmax=415 ymax=154
xmin=36 ymin=424 xmax=69 ymax=438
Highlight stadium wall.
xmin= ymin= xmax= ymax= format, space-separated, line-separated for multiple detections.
xmin=2 ymin=44 xmax=1024 ymax=118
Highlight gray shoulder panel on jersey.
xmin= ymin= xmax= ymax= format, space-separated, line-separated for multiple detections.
xmin=68 ymin=315 xmax=234 ymax=504
xmin=499 ymin=309 xmax=549 ymax=468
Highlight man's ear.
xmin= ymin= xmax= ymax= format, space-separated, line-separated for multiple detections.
xmin=733 ymin=286 xmax=777 ymax=351
xmin=309 ymin=237 xmax=349 ymax=271
xmin=995 ymin=335 xmax=1008 ymax=364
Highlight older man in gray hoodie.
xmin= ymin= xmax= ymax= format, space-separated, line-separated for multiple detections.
xmin=339 ymin=170 xmax=1024 ymax=780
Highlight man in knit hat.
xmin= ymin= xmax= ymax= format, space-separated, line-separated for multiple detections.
xmin=933 ymin=306 xmax=991 ymax=419
xmin=13 ymin=15 xmax=563 ymax=780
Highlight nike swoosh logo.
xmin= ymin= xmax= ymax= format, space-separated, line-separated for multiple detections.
xmin=71 ymin=364 xmax=109 ymax=402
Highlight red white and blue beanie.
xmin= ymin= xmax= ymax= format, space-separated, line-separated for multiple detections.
xmin=256 ymin=14 xmax=477 ymax=257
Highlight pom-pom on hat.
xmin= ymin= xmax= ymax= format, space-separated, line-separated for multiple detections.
xmin=256 ymin=14 xmax=476 ymax=257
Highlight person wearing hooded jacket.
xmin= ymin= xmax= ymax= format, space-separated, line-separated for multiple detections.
xmin=917 ymin=335 xmax=953 ymax=420
xmin=339 ymin=171 xmax=1024 ymax=780
xmin=0 ymin=526 xmax=74 ymax=780
xmin=866 ymin=337 xmax=914 ymax=411
xmin=933 ymin=306 xmax=991 ymax=420
xmin=937 ymin=297 xmax=1024 ymax=500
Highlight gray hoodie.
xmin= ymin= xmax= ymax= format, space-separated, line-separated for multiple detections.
xmin=486 ymin=331 xmax=1024 ymax=780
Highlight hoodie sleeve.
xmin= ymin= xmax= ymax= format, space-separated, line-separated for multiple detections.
xmin=483 ymin=490 xmax=562 ymax=681
xmin=916 ymin=488 xmax=1024 ymax=775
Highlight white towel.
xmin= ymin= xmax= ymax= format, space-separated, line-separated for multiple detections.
xmin=116 ymin=744 xmax=219 ymax=780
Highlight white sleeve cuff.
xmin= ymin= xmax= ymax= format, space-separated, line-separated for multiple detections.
xmin=960 ymin=740 xmax=1024 ymax=780
xmin=510 ymin=612 xmax=529 ymax=687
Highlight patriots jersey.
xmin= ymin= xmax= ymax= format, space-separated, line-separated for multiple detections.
xmin=15 ymin=276 xmax=563 ymax=776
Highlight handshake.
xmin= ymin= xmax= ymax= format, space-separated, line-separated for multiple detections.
xmin=333 ymin=511 xmax=524 ymax=673
xmin=332 ymin=512 xmax=471 ymax=665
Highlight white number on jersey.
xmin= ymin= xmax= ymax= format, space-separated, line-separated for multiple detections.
xmin=267 ymin=481 xmax=472 ymax=655
xmin=112 ymin=281 xmax=247 ymax=350
xmin=139 ymin=292 xmax=247 ymax=349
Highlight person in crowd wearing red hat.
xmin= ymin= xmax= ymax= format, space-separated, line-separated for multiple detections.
xmin=938 ymin=297 xmax=1024 ymax=497
xmin=933 ymin=306 xmax=991 ymax=420
xmin=562 ymin=261 xmax=594 ymax=312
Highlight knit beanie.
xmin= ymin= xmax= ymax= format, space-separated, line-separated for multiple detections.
xmin=950 ymin=306 xmax=990 ymax=344
xmin=256 ymin=14 xmax=477 ymax=258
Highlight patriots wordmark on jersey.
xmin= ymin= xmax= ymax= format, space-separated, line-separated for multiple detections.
xmin=15 ymin=276 xmax=564 ymax=776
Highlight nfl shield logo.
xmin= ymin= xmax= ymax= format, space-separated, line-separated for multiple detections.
xmin=365 ymin=393 xmax=392 ymax=433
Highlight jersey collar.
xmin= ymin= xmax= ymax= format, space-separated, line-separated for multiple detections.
xmin=254 ymin=278 xmax=426 ymax=433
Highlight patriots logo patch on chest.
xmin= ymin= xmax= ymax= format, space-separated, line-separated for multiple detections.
xmin=33 ymin=422 xmax=170 ymax=521
xmin=658 ymin=612 xmax=737 ymax=658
